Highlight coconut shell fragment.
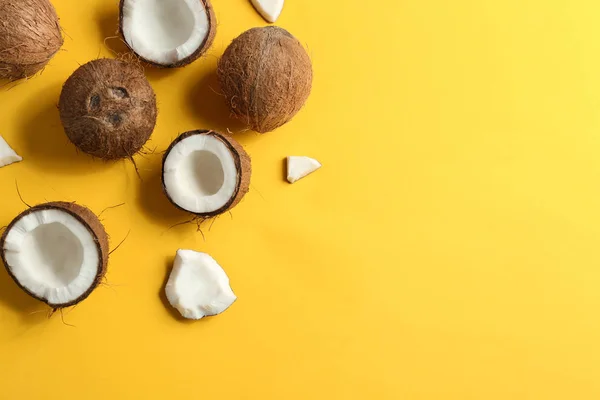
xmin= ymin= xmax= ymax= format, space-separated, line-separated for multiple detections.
xmin=162 ymin=130 xmax=251 ymax=218
xmin=0 ymin=0 xmax=63 ymax=80
xmin=217 ymin=26 xmax=312 ymax=133
xmin=58 ymin=59 xmax=157 ymax=160
xmin=0 ymin=202 xmax=109 ymax=308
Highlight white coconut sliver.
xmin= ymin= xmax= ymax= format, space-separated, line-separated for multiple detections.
xmin=163 ymin=134 xmax=238 ymax=214
xmin=165 ymin=249 xmax=236 ymax=320
xmin=0 ymin=135 xmax=22 ymax=167
xmin=251 ymin=0 xmax=284 ymax=23
xmin=287 ymin=156 xmax=321 ymax=183
xmin=121 ymin=0 xmax=209 ymax=65
xmin=2 ymin=209 xmax=100 ymax=305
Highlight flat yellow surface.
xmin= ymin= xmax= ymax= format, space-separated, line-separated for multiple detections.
xmin=2 ymin=0 xmax=600 ymax=398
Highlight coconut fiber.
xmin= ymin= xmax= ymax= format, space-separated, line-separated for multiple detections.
xmin=0 ymin=0 xmax=63 ymax=80
xmin=217 ymin=26 xmax=313 ymax=133
xmin=59 ymin=58 xmax=157 ymax=160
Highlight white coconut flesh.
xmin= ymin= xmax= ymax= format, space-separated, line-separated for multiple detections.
xmin=251 ymin=0 xmax=284 ymax=23
xmin=165 ymin=249 xmax=236 ymax=320
xmin=2 ymin=209 xmax=100 ymax=305
xmin=121 ymin=0 xmax=210 ymax=65
xmin=287 ymin=156 xmax=321 ymax=183
xmin=163 ymin=134 xmax=239 ymax=214
xmin=0 ymin=136 xmax=22 ymax=168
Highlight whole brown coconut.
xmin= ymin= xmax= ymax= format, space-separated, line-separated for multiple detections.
xmin=0 ymin=0 xmax=63 ymax=80
xmin=217 ymin=26 xmax=312 ymax=133
xmin=59 ymin=59 xmax=157 ymax=160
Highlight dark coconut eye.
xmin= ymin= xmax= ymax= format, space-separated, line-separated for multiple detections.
xmin=108 ymin=114 xmax=123 ymax=126
xmin=89 ymin=94 xmax=101 ymax=111
xmin=111 ymin=87 xmax=129 ymax=99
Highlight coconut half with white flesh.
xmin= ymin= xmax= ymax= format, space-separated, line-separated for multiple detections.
xmin=119 ymin=0 xmax=216 ymax=68
xmin=0 ymin=202 xmax=109 ymax=308
xmin=165 ymin=249 xmax=236 ymax=320
xmin=162 ymin=130 xmax=251 ymax=217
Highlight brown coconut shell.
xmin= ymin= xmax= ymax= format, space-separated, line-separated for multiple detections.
xmin=162 ymin=130 xmax=252 ymax=218
xmin=118 ymin=0 xmax=217 ymax=68
xmin=58 ymin=58 xmax=157 ymax=160
xmin=217 ymin=26 xmax=313 ymax=133
xmin=0 ymin=202 xmax=109 ymax=308
xmin=0 ymin=0 xmax=63 ymax=81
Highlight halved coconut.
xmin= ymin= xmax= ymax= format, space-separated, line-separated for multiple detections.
xmin=119 ymin=0 xmax=216 ymax=68
xmin=162 ymin=130 xmax=251 ymax=217
xmin=0 ymin=202 xmax=108 ymax=308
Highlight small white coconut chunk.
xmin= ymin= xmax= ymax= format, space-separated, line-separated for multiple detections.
xmin=0 ymin=136 xmax=22 ymax=167
xmin=250 ymin=0 xmax=284 ymax=23
xmin=121 ymin=0 xmax=209 ymax=65
xmin=3 ymin=209 xmax=100 ymax=305
xmin=165 ymin=249 xmax=236 ymax=320
xmin=163 ymin=134 xmax=238 ymax=214
xmin=287 ymin=156 xmax=321 ymax=183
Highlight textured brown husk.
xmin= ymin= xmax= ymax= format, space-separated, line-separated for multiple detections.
xmin=217 ymin=26 xmax=313 ymax=133
xmin=0 ymin=202 xmax=109 ymax=308
xmin=162 ymin=130 xmax=252 ymax=218
xmin=58 ymin=58 xmax=157 ymax=160
xmin=118 ymin=0 xmax=216 ymax=68
xmin=0 ymin=0 xmax=63 ymax=80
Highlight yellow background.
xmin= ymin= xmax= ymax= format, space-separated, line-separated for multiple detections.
xmin=2 ymin=0 xmax=600 ymax=398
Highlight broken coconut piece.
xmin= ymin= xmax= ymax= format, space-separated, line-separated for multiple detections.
xmin=165 ymin=249 xmax=236 ymax=320
xmin=287 ymin=156 xmax=321 ymax=183
xmin=250 ymin=0 xmax=284 ymax=23
xmin=0 ymin=136 xmax=22 ymax=167
xmin=0 ymin=202 xmax=109 ymax=308
xmin=162 ymin=130 xmax=251 ymax=217
xmin=119 ymin=0 xmax=216 ymax=67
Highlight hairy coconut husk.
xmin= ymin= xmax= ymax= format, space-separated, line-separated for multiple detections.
xmin=162 ymin=130 xmax=252 ymax=218
xmin=58 ymin=58 xmax=157 ymax=160
xmin=118 ymin=0 xmax=217 ymax=68
xmin=0 ymin=202 xmax=109 ymax=308
xmin=0 ymin=0 xmax=63 ymax=81
xmin=217 ymin=26 xmax=312 ymax=133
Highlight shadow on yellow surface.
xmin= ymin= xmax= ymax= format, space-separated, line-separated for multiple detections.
xmin=137 ymin=164 xmax=190 ymax=227
xmin=98 ymin=9 xmax=126 ymax=56
xmin=185 ymin=69 xmax=247 ymax=134
xmin=281 ymin=158 xmax=287 ymax=182
xmin=18 ymin=85 xmax=109 ymax=175
xmin=0 ymin=261 xmax=47 ymax=320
